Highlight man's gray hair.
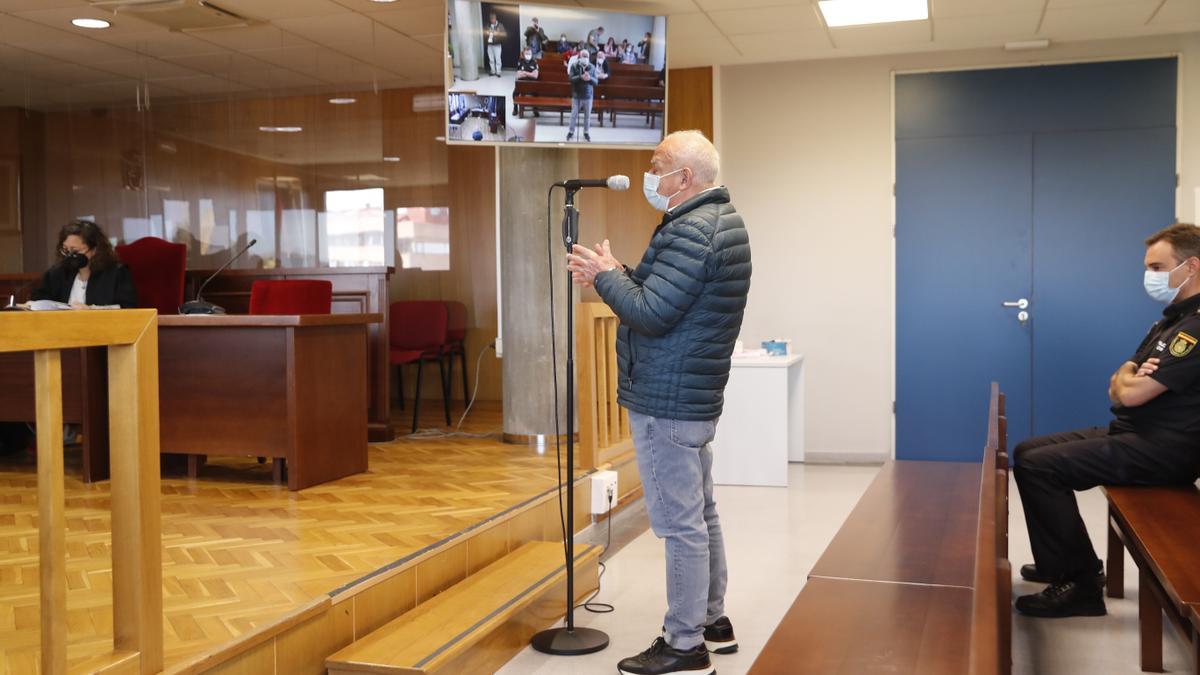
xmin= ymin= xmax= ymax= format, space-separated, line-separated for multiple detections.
xmin=661 ymin=130 xmax=720 ymax=186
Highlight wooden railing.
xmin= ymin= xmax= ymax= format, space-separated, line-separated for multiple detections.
xmin=0 ymin=310 xmax=163 ymax=674
xmin=969 ymin=382 xmax=1011 ymax=675
xmin=576 ymin=303 xmax=633 ymax=469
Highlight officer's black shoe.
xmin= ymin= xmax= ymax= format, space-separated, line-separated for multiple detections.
xmin=703 ymin=617 xmax=738 ymax=655
xmin=1015 ymin=575 xmax=1106 ymax=618
xmin=1019 ymin=563 xmax=1053 ymax=583
xmin=617 ymin=637 xmax=714 ymax=675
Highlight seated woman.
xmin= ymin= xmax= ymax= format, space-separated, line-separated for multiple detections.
xmin=621 ymin=40 xmax=637 ymax=64
xmin=32 ymin=220 xmax=137 ymax=309
xmin=603 ymin=36 xmax=619 ymax=58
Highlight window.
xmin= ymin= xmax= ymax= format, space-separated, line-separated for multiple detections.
xmin=396 ymin=207 xmax=450 ymax=271
xmin=323 ymin=188 xmax=386 ymax=267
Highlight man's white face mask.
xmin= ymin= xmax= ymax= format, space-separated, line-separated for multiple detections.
xmin=643 ymin=168 xmax=683 ymax=212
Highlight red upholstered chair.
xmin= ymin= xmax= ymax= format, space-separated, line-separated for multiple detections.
xmin=443 ymin=301 xmax=469 ymax=407
xmin=114 ymin=236 xmax=187 ymax=314
xmin=390 ymin=300 xmax=451 ymax=433
xmin=249 ymin=280 xmax=333 ymax=315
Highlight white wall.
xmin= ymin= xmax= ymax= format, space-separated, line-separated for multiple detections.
xmin=517 ymin=4 xmax=652 ymax=48
xmin=720 ymin=33 xmax=1200 ymax=463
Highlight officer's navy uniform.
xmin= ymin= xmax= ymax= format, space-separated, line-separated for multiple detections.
xmin=1015 ymin=292 xmax=1200 ymax=584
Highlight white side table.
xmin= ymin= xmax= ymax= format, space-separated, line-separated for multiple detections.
xmin=711 ymin=354 xmax=805 ymax=487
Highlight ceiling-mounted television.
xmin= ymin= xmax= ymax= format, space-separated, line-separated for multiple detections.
xmin=445 ymin=1 xmax=667 ymax=148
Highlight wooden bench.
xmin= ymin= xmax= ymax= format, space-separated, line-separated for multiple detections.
xmin=1104 ymin=482 xmax=1200 ymax=672
xmin=326 ymin=541 xmax=601 ymax=674
xmin=751 ymin=383 xmax=1011 ymax=675
xmin=513 ymin=80 xmax=665 ymax=128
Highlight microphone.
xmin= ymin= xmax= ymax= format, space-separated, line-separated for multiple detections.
xmin=179 ymin=239 xmax=257 ymax=315
xmin=555 ymin=175 xmax=630 ymax=191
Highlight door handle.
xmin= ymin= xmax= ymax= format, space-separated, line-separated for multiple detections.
xmin=1002 ymin=298 xmax=1029 ymax=310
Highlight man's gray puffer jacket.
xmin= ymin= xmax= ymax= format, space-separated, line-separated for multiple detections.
xmin=594 ymin=187 xmax=752 ymax=421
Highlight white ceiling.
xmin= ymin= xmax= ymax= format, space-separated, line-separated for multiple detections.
xmin=0 ymin=0 xmax=1197 ymax=108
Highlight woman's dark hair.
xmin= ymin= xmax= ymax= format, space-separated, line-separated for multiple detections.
xmin=55 ymin=220 xmax=119 ymax=273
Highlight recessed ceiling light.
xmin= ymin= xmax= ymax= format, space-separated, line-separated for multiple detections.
xmin=817 ymin=0 xmax=927 ymax=27
xmin=369 ymin=0 xmax=398 ymax=3
xmin=329 ymin=97 xmax=357 ymax=105
xmin=383 ymin=156 xmax=401 ymax=162
xmin=259 ymin=126 xmax=303 ymax=133
xmin=72 ymin=18 xmax=111 ymax=29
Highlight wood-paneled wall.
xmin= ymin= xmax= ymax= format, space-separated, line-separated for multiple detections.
xmin=10 ymin=67 xmax=714 ymax=406
xmin=668 ymin=67 xmax=715 ymax=140
xmin=389 ymin=146 xmax=501 ymax=404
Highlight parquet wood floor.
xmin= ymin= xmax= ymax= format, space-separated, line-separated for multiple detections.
xmin=0 ymin=403 xmax=567 ymax=674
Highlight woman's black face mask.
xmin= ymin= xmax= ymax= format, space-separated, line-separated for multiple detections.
xmin=62 ymin=251 xmax=89 ymax=271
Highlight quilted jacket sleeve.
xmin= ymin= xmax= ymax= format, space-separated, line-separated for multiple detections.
xmin=594 ymin=221 xmax=710 ymax=338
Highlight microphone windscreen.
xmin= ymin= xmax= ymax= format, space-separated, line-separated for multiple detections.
xmin=607 ymin=175 xmax=630 ymax=191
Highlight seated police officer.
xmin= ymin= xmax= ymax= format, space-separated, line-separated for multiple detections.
xmin=1014 ymin=222 xmax=1200 ymax=618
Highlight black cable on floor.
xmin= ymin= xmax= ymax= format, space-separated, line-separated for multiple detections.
xmin=580 ymin=490 xmax=615 ymax=614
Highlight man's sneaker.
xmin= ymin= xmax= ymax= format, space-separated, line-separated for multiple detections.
xmin=566 ymin=132 xmax=574 ymax=141
xmin=584 ymin=133 xmax=592 ymax=142
xmin=617 ymin=637 xmax=714 ymax=675
xmin=1019 ymin=563 xmax=1053 ymax=583
xmin=703 ymin=617 xmax=738 ymax=654
xmin=1019 ymin=562 xmax=1105 ymax=587
xmin=1015 ymin=575 xmax=1107 ymax=618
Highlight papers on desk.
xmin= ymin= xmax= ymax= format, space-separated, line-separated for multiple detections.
xmin=23 ymin=300 xmax=72 ymax=311
xmin=11 ymin=301 xmax=121 ymax=311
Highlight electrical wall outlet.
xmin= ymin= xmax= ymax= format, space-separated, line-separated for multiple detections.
xmin=590 ymin=470 xmax=618 ymax=515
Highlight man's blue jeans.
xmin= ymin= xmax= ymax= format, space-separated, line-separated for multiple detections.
xmin=628 ymin=410 xmax=728 ymax=650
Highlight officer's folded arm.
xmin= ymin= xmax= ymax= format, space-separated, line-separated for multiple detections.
xmin=1110 ymin=361 xmax=1169 ymax=407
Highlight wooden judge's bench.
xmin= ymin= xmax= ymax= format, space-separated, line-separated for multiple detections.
xmin=0 ymin=267 xmax=392 ymax=490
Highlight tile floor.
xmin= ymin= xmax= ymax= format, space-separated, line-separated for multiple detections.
xmin=498 ymin=463 xmax=1190 ymax=675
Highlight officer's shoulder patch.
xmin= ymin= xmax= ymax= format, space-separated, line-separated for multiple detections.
xmin=1170 ymin=331 xmax=1198 ymax=358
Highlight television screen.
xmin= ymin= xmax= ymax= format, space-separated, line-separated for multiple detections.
xmin=446 ymin=1 xmax=667 ymax=148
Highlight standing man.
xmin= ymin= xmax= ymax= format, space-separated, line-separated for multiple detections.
xmin=567 ymin=131 xmax=752 ymax=675
xmin=484 ymin=12 xmax=506 ymax=77
xmin=566 ymin=49 xmax=596 ymax=142
xmin=587 ymin=25 xmax=605 ymax=52
xmin=637 ymin=31 xmax=653 ymax=63
xmin=1014 ymin=222 xmax=1200 ymax=618
xmin=523 ymin=17 xmax=548 ymax=59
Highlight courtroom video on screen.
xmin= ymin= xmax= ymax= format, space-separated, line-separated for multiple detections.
xmin=446 ymin=1 xmax=667 ymax=148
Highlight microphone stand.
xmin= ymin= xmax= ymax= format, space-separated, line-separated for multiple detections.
xmin=531 ymin=187 xmax=610 ymax=656
xmin=179 ymin=239 xmax=256 ymax=315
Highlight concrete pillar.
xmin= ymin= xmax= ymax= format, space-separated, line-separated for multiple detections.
xmin=650 ymin=16 xmax=667 ymax=71
xmin=499 ymin=146 xmax=578 ymax=441
xmin=452 ymin=0 xmax=482 ymax=82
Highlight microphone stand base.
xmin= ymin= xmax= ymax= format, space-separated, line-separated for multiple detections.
xmin=178 ymin=300 xmax=227 ymax=315
xmin=530 ymin=626 xmax=610 ymax=656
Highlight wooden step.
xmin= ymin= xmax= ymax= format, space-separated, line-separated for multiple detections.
xmin=326 ymin=541 xmax=601 ymax=675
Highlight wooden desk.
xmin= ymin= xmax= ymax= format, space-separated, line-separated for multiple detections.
xmin=0 ymin=348 xmax=110 ymax=482
xmin=184 ymin=267 xmax=394 ymax=442
xmin=159 ymin=314 xmax=380 ymax=490
xmin=807 ymin=460 xmax=983 ymax=588
xmin=749 ymin=577 xmax=973 ymax=675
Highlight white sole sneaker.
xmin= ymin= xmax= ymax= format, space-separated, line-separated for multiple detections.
xmin=705 ymin=638 xmax=738 ymax=655
xmin=617 ymin=666 xmax=715 ymax=675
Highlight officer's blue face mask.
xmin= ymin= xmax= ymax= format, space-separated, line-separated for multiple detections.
xmin=1144 ymin=258 xmax=1193 ymax=304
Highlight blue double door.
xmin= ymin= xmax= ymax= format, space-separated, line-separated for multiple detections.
xmin=896 ymin=58 xmax=1178 ymax=461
